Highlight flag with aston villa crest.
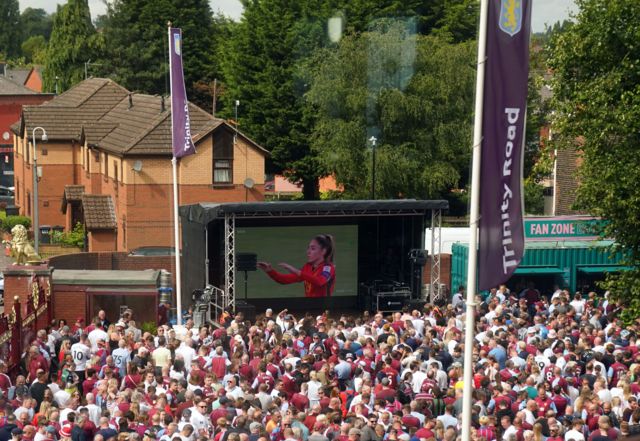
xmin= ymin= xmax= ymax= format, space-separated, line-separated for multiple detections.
xmin=478 ymin=0 xmax=531 ymax=290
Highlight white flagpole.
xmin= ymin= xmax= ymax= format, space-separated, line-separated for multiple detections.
xmin=461 ymin=1 xmax=488 ymax=440
xmin=168 ymin=22 xmax=183 ymax=326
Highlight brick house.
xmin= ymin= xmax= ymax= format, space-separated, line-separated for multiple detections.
xmin=11 ymin=78 xmax=268 ymax=251
xmin=0 ymin=76 xmax=53 ymax=187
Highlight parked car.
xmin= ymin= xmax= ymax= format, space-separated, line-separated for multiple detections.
xmin=0 ymin=186 xmax=14 ymax=206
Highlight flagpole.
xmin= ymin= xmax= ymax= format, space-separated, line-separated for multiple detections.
xmin=462 ymin=0 xmax=488 ymax=440
xmin=168 ymin=22 xmax=183 ymax=326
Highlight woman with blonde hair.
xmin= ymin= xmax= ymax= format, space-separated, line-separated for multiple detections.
xmin=532 ymin=423 xmax=545 ymax=441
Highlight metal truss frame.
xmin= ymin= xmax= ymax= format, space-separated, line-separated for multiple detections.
xmin=223 ymin=213 xmax=236 ymax=312
xmin=430 ymin=208 xmax=443 ymax=303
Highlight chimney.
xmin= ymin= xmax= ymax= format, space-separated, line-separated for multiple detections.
xmin=128 ymin=93 xmax=133 ymax=109
xmin=161 ymin=95 xmax=165 ymax=113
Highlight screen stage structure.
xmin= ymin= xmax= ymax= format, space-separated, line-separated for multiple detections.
xmin=179 ymin=200 xmax=446 ymax=319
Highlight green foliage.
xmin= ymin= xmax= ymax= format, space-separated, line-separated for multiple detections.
xmin=220 ymin=0 xmax=333 ymax=199
xmin=96 ymin=0 xmax=224 ymax=110
xmin=19 ymin=7 xmax=53 ymax=41
xmin=21 ymin=35 xmax=47 ymax=63
xmin=306 ymin=27 xmax=476 ymax=199
xmin=547 ymin=0 xmax=640 ymax=323
xmin=340 ymin=0 xmax=478 ymax=41
xmin=0 ymin=0 xmax=21 ymax=58
xmin=523 ymin=180 xmax=545 ymax=215
xmin=51 ymin=222 xmax=85 ymax=248
xmin=2 ymin=216 xmax=32 ymax=232
xmin=140 ymin=321 xmax=158 ymax=334
xmin=42 ymin=0 xmax=101 ymax=92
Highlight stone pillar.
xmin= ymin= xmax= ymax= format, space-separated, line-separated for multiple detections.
xmin=3 ymin=264 xmax=53 ymax=321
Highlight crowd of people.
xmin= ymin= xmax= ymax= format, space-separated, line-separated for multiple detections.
xmin=1 ymin=284 xmax=639 ymax=441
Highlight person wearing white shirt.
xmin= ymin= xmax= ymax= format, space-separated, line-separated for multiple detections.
xmin=87 ymin=323 xmax=109 ymax=351
xmin=84 ymin=393 xmax=102 ymax=426
xmin=564 ymin=420 xmax=586 ymax=441
xmin=501 ymin=416 xmax=518 ymax=441
xmin=175 ymin=339 xmax=197 ymax=372
xmin=111 ymin=340 xmax=131 ymax=378
xmin=189 ymin=401 xmax=211 ymax=435
xmin=71 ymin=335 xmax=91 ymax=380
xmin=410 ymin=365 xmax=427 ymax=394
xmin=225 ymin=377 xmax=245 ymax=401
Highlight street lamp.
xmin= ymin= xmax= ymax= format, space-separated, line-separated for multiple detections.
xmin=369 ymin=135 xmax=377 ymax=199
xmin=31 ymin=127 xmax=47 ymax=255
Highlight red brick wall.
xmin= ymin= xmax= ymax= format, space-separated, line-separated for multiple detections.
xmin=50 ymin=252 xmax=175 ymax=284
xmin=52 ymin=287 xmax=87 ymax=325
xmin=88 ymin=230 xmax=117 ymax=252
xmin=3 ymin=266 xmax=52 ymax=319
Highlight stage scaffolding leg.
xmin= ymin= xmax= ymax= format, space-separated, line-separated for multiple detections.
xmin=430 ymin=208 xmax=442 ymax=303
xmin=224 ymin=213 xmax=236 ymax=312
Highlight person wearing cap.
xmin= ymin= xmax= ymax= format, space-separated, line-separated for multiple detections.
xmin=58 ymin=424 xmax=72 ymax=440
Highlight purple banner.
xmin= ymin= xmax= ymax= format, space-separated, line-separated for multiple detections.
xmin=478 ymin=0 xmax=531 ymax=290
xmin=169 ymin=28 xmax=196 ymax=158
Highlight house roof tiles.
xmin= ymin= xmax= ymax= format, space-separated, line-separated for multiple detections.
xmin=13 ymin=77 xmax=268 ymax=157
xmin=61 ymin=185 xmax=85 ymax=214
xmin=0 ymin=76 xmax=37 ymax=95
xmin=81 ymin=194 xmax=117 ymax=230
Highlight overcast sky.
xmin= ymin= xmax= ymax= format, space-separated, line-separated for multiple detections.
xmin=20 ymin=0 xmax=577 ymax=33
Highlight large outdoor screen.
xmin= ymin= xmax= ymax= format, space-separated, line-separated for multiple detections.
xmin=235 ymin=225 xmax=358 ymax=298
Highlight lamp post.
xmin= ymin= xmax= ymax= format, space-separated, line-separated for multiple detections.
xmin=32 ymin=127 xmax=47 ymax=255
xmin=369 ymin=135 xmax=377 ymax=199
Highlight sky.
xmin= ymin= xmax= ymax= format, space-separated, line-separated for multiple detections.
xmin=20 ymin=0 xmax=577 ymax=33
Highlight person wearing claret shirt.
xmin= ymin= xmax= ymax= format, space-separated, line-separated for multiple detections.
xmin=258 ymin=234 xmax=336 ymax=304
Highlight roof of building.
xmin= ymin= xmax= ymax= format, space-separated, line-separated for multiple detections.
xmin=81 ymin=194 xmax=117 ymax=230
xmin=181 ymin=199 xmax=449 ymax=225
xmin=0 ymin=76 xmax=37 ymax=95
xmin=52 ymin=269 xmax=160 ymax=286
xmin=61 ymin=185 xmax=85 ymax=214
xmin=4 ymin=67 xmax=31 ymax=86
xmin=12 ymin=77 xmax=268 ymax=157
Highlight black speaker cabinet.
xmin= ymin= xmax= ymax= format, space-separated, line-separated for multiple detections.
xmin=236 ymin=253 xmax=258 ymax=272
xmin=234 ymin=300 xmax=256 ymax=322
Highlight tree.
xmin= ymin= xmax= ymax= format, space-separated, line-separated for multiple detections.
xmin=42 ymin=0 xmax=100 ymax=92
xmin=306 ymin=25 xmax=476 ymax=199
xmin=96 ymin=0 xmax=223 ymax=109
xmin=220 ymin=0 xmax=338 ymax=199
xmin=19 ymin=7 xmax=53 ymax=41
xmin=547 ymin=0 xmax=640 ymax=322
xmin=339 ymin=0 xmax=478 ymax=41
xmin=21 ymin=35 xmax=47 ymax=64
xmin=0 ymin=0 xmax=21 ymax=58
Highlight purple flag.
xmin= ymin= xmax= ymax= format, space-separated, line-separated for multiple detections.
xmin=478 ymin=0 xmax=532 ymax=291
xmin=169 ymin=28 xmax=196 ymax=158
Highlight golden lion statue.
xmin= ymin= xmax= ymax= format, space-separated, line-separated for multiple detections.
xmin=10 ymin=224 xmax=41 ymax=265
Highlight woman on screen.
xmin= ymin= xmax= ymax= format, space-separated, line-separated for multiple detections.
xmin=257 ymin=234 xmax=336 ymax=298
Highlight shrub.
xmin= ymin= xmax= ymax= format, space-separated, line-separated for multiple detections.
xmin=2 ymin=215 xmax=32 ymax=232
xmin=140 ymin=321 xmax=157 ymax=334
xmin=51 ymin=222 xmax=85 ymax=248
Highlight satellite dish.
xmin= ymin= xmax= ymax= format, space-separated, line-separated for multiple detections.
xmin=243 ymin=178 xmax=255 ymax=189
xmin=132 ymin=160 xmax=143 ymax=172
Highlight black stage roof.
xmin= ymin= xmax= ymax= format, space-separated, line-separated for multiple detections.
xmin=180 ymin=199 xmax=449 ymax=225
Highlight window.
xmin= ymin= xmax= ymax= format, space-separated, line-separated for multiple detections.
xmin=113 ymin=160 xmax=119 ymax=183
xmin=213 ymin=129 xmax=234 ymax=184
